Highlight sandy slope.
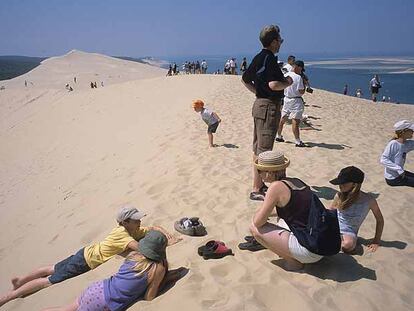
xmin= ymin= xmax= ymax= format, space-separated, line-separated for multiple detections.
xmin=0 ymin=50 xmax=166 ymax=90
xmin=0 ymin=54 xmax=414 ymax=311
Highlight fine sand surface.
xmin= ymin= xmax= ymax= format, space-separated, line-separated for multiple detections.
xmin=0 ymin=51 xmax=414 ymax=311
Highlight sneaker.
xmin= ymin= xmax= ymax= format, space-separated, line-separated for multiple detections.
xmin=295 ymin=141 xmax=306 ymax=147
xmin=275 ymin=137 xmax=285 ymax=142
xmin=249 ymin=192 xmax=265 ymax=201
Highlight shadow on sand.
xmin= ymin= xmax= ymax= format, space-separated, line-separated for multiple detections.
xmin=270 ymin=254 xmax=376 ymax=282
xmin=358 ymin=237 xmax=407 ymax=250
xmin=303 ymin=254 xmax=377 ymax=282
xmin=306 ymin=142 xmax=352 ymax=150
xmin=159 ymin=267 xmax=189 ymax=296
xmin=219 ymin=143 xmax=239 ymax=149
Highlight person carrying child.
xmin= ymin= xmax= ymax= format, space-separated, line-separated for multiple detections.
xmin=0 ymin=206 xmax=180 ymax=307
xmin=380 ymin=120 xmax=414 ymax=187
xmin=192 ymin=99 xmax=221 ymax=148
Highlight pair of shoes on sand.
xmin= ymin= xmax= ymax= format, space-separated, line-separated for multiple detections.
xmin=198 ymin=240 xmax=233 ymax=260
xmin=238 ymin=236 xmax=266 ymax=252
xmin=249 ymin=184 xmax=268 ymax=201
xmin=174 ymin=217 xmax=207 ymax=236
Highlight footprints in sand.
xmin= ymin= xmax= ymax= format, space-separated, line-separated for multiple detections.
xmin=48 ymin=234 xmax=59 ymax=244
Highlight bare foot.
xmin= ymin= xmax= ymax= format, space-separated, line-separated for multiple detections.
xmin=11 ymin=277 xmax=21 ymax=290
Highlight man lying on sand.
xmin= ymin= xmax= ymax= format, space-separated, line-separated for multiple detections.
xmin=0 ymin=205 xmax=180 ymax=307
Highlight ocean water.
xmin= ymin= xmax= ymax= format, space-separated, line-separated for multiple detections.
xmin=164 ymin=54 xmax=414 ymax=105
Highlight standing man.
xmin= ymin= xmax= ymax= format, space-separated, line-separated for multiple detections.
xmin=276 ymin=60 xmax=306 ymax=147
xmin=201 ymin=60 xmax=208 ymax=74
xmin=240 ymin=57 xmax=247 ymax=74
xmin=370 ymin=74 xmax=381 ymax=102
xmin=230 ymin=58 xmax=237 ymax=75
xmin=343 ymin=84 xmax=348 ymax=95
xmin=282 ymin=55 xmax=295 ymax=73
xmin=242 ymin=24 xmax=293 ymax=201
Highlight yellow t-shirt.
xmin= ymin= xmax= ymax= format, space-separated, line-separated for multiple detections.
xmin=84 ymin=225 xmax=149 ymax=269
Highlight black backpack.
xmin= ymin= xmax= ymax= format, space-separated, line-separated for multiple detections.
xmin=291 ymin=193 xmax=341 ymax=256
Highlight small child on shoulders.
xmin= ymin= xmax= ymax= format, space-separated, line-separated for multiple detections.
xmin=192 ymin=99 xmax=221 ymax=147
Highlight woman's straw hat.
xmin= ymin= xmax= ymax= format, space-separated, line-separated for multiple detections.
xmin=192 ymin=99 xmax=204 ymax=108
xmin=254 ymin=150 xmax=290 ymax=171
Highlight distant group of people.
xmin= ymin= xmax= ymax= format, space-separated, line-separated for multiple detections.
xmin=64 ymin=77 xmax=104 ymax=91
xmin=177 ymin=60 xmax=208 ymax=75
xmin=342 ymin=74 xmax=394 ymax=103
xmin=223 ymin=58 xmax=238 ymax=75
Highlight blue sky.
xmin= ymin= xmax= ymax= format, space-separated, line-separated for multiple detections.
xmin=1 ymin=0 xmax=413 ymax=57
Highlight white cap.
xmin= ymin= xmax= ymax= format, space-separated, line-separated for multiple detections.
xmin=393 ymin=120 xmax=414 ymax=131
xmin=116 ymin=205 xmax=146 ymax=223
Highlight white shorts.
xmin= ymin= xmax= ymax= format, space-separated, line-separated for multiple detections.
xmin=288 ymin=233 xmax=323 ymax=264
xmin=282 ymin=97 xmax=304 ymax=120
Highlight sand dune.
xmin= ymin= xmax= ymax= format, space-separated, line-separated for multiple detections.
xmin=0 ymin=52 xmax=414 ymax=311
xmin=1 ymin=49 xmax=166 ymax=90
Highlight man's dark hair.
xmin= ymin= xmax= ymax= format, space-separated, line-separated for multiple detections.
xmin=288 ymin=55 xmax=296 ymax=62
xmin=259 ymin=25 xmax=280 ymax=48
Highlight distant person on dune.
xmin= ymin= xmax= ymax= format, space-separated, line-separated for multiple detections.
xmin=242 ymin=24 xmax=293 ymax=201
xmin=343 ymin=84 xmax=348 ymax=95
xmin=282 ymin=55 xmax=295 ymax=74
xmin=380 ymin=120 xmax=414 ymax=187
xmin=370 ymin=74 xmax=381 ymax=102
xmin=0 ymin=206 xmax=179 ymax=307
xmin=355 ymin=88 xmax=363 ymax=98
xmin=192 ymin=99 xmax=221 ymax=148
xmin=240 ymin=57 xmax=247 ymax=74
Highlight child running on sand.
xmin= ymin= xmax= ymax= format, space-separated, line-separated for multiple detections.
xmin=380 ymin=120 xmax=414 ymax=187
xmin=192 ymin=99 xmax=221 ymax=147
xmin=0 ymin=206 xmax=180 ymax=307
xmin=329 ymin=166 xmax=384 ymax=253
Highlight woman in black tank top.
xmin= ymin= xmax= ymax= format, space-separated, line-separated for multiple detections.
xmin=247 ymin=151 xmax=323 ymax=271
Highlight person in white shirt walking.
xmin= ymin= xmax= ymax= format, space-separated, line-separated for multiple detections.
xmin=276 ymin=60 xmax=307 ymax=147
xmin=192 ymin=99 xmax=222 ymax=148
xmin=380 ymin=120 xmax=414 ymax=187
xmin=201 ymin=60 xmax=208 ymax=74
xmin=282 ymin=55 xmax=295 ymax=73
xmin=229 ymin=58 xmax=237 ymax=75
